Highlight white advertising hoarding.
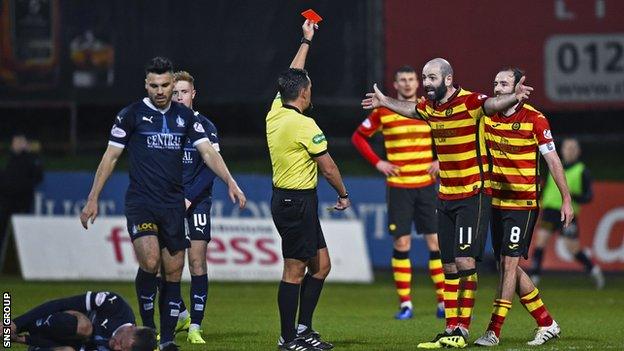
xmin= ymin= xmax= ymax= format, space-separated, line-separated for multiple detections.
xmin=12 ymin=216 xmax=373 ymax=283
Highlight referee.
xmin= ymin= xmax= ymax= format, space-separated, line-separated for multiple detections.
xmin=267 ymin=20 xmax=350 ymax=351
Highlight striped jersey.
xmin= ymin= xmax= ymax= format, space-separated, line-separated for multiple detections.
xmin=416 ymin=87 xmax=490 ymax=200
xmin=484 ymin=103 xmax=555 ymax=210
xmin=357 ymin=107 xmax=435 ymax=188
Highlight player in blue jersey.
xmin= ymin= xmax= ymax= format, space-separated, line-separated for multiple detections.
xmin=80 ymin=57 xmax=246 ymax=351
xmin=9 ymin=291 xmax=156 ymax=351
xmin=165 ymin=70 xmax=219 ymax=344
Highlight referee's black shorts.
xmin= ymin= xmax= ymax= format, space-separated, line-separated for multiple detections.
xmin=271 ymin=187 xmax=327 ymax=260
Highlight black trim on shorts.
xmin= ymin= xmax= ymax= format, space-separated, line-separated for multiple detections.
xmin=310 ymin=149 xmax=328 ymax=157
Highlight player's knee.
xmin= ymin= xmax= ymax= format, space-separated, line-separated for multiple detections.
xmin=425 ymin=234 xmax=439 ymax=251
xmin=140 ymin=256 xmax=161 ymax=273
xmin=188 ymin=255 xmax=207 ymax=275
xmin=282 ymin=260 xmax=307 ymax=283
xmin=393 ymin=235 xmax=411 ymax=251
xmin=455 ymin=256 xmax=475 ymax=271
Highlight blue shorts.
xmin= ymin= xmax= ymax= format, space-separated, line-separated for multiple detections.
xmin=125 ymin=203 xmax=190 ymax=253
xmin=186 ymin=199 xmax=212 ymax=242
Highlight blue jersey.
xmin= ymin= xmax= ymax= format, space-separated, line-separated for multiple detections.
xmin=14 ymin=291 xmax=135 ymax=351
xmin=108 ymin=98 xmax=208 ymax=208
xmin=183 ymin=111 xmax=219 ymax=204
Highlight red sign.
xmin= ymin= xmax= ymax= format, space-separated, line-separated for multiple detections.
xmin=521 ymin=182 xmax=624 ymax=271
xmin=384 ymin=0 xmax=624 ymax=110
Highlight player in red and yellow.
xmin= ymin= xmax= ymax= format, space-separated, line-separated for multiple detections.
xmin=352 ymin=65 xmax=444 ymax=320
xmin=473 ymin=68 xmax=573 ymax=347
xmin=363 ymin=58 xmax=533 ymax=348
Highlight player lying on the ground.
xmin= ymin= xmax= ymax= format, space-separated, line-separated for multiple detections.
xmin=8 ymin=291 xmax=156 ymax=351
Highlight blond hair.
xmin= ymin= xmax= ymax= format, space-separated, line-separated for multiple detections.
xmin=173 ymin=70 xmax=194 ymax=85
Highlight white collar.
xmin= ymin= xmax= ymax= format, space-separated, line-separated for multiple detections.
xmin=143 ymin=97 xmax=171 ymax=114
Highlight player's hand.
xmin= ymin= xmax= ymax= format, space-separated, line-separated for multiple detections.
xmin=514 ymin=76 xmax=534 ymax=102
xmin=376 ymin=160 xmax=400 ymax=176
xmin=333 ymin=197 xmax=351 ymax=211
xmin=561 ymin=197 xmax=574 ymax=228
xmin=302 ymin=19 xmax=318 ymax=41
xmin=362 ymin=83 xmax=388 ymax=110
xmin=427 ymin=160 xmax=440 ymax=177
xmin=227 ymin=180 xmax=247 ymax=209
xmin=80 ymin=199 xmax=98 ymax=229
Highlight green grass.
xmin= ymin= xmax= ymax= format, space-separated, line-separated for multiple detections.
xmin=3 ymin=273 xmax=624 ymax=350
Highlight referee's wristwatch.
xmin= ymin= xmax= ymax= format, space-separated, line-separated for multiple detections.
xmin=338 ymin=192 xmax=349 ymax=199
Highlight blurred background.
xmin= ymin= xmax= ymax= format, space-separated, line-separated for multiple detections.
xmin=1 ymin=0 xmax=623 ymax=277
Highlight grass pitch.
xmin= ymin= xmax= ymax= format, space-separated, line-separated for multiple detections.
xmin=3 ymin=272 xmax=623 ymax=350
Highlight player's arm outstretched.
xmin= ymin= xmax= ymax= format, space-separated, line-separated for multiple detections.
xmin=80 ymin=145 xmax=123 ymax=229
xmin=194 ymin=141 xmax=246 ymax=208
xmin=362 ymin=84 xmax=421 ymax=119
xmin=483 ymin=76 xmax=534 ymax=115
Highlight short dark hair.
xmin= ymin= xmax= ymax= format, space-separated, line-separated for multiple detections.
xmin=145 ymin=57 xmax=173 ymax=75
xmin=499 ymin=67 xmax=525 ymax=86
xmin=394 ymin=65 xmax=416 ymax=80
xmin=277 ymin=68 xmax=310 ymax=103
xmin=131 ymin=327 xmax=157 ymax=351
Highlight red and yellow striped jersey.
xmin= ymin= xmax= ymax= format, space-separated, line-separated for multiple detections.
xmin=416 ymin=87 xmax=490 ymax=200
xmin=484 ymin=103 xmax=554 ymax=210
xmin=357 ymin=107 xmax=435 ymax=188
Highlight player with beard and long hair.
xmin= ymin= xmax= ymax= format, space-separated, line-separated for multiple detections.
xmin=362 ymin=58 xmax=533 ymax=348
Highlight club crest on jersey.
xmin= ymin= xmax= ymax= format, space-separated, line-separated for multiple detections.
xmin=512 ymin=122 xmax=521 ymax=130
xmin=361 ymin=118 xmax=372 ymax=128
xmin=543 ymin=129 xmax=552 ymax=139
xmin=194 ymin=122 xmax=205 ymax=133
xmin=111 ymin=126 xmax=126 ymax=138
xmin=445 ymin=108 xmax=453 ymax=116
xmin=176 ymin=115 xmax=185 ymax=127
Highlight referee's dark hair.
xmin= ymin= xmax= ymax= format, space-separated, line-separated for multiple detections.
xmin=278 ymin=68 xmax=310 ymax=103
xmin=394 ymin=65 xmax=416 ymax=80
xmin=499 ymin=67 xmax=525 ymax=86
xmin=131 ymin=327 xmax=157 ymax=351
xmin=145 ymin=56 xmax=174 ymax=75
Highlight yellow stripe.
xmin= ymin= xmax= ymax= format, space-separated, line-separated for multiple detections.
xmin=492 ymin=151 xmax=537 ymax=161
xmin=426 ymin=103 xmax=469 ymax=117
xmin=384 ymin=138 xmax=432 ymax=148
xmin=397 ymin=288 xmax=411 ymax=296
xmin=488 ymin=135 xmax=537 ymax=146
xmin=440 ymin=181 xmax=485 ymax=195
xmin=391 ymin=258 xmax=411 ymax=268
xmin=429 ymin=118 xmax=475 ymax=129
xmin=440 ymin=166 xmax=481 ymax=178
xmin=379 ymin=114 xmax=419 ymax=123
xmin=437 ymin=150 xmax=478 ymax=162
xmin=492 ymin=306 xmax=510 ymax=317
xmin=434 ymin=134 xmax=476 ymax=145
xmin=393 ymin=272 xmax=412 ymax=281
xmin=495 ymin=167 xmax=538 ymax=177
xmin=492 ymin=198 xmax=538 ymax=208
xmin=521 ymin=288 xmax=540 ymax=301
xmin=444 ymin=309 xmax=458 ymax=318
xmin=490 ymin=181 xmax=537 ymax=192
xmin=524 ymin=300 xmax=543 ymax=312
xmin=400 ymin=163 xmax=432 ymax=172
xmin=485 ymin=118 xmax=534 ymax=131
xmin=429 ymin=259 xmax=443 ymax=269
xmin=388 ymin=175 xmax=434 ymax=184
xmin=381 ymin=125 xmax=432 ymax=135
xmin=388 ymin=151 xmax=432 ymax=161
xmin=459 ymin=290 xmax=475 ymax=299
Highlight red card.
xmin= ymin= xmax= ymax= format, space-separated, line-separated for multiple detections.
xmin=301 ymin=9 xmax=323 ymax=23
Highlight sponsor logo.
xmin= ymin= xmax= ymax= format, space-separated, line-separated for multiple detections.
xmin=388 ymin=223 xmax=397 ymax=231
xmin=492 ymin=123 xmax=501 ymax=128
xmin=111 ymin=126 xmax=126 ymax=138
xmin=459 ymin=244 xmax=471 ymax=250
xmin=142 ymin=116 xmax=154 ymax=123
xmin=193 ymin=294 xmax=207 ymax=303
xmin=132 ymin=222 xmax=158 ymax=235
xmin=143 ymin=302 xmax=154 ymax=311
xmin=512 ymin=122 xmax=521 ymax=130
xmin=196 ymin=227 xmax=206 ymax=235
xmin=194 ymin=304 xmax=204 ymax=311
xmin=361 ymin=118 xmax=372 ymax=128
xmin=116 ymin=115 xmax=123 ymax=123
xmin=445 ymin=108 xmax=453 ymax=116
xmin=100 ymin=319 xmax=108 ymax=329
xmin=194 ymin=122 xmax=205 ymax=133
xmin=543 ymin=129 xmax=553 ymax=139
xmin=312 ymin=133 xmax=326 ymax=144
xmin=140 ymin=294 xmax=155 ymax=301
xmin=107 ymin=295 xmax=118 ymax=304
xmin=176 ymin=115 xmax=185 ymax=127
xmin=508 ymin=244 xmax=520 ymax=250
xmin=183 ymin=150 xmax=193 ymax=164
xmin=95 ymin=292 xmax=109 ymax=306
xmin=547 ymin=142 xmax=554 ymax=151
xmin=146 ymin=134 xmax=182 ymax=150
